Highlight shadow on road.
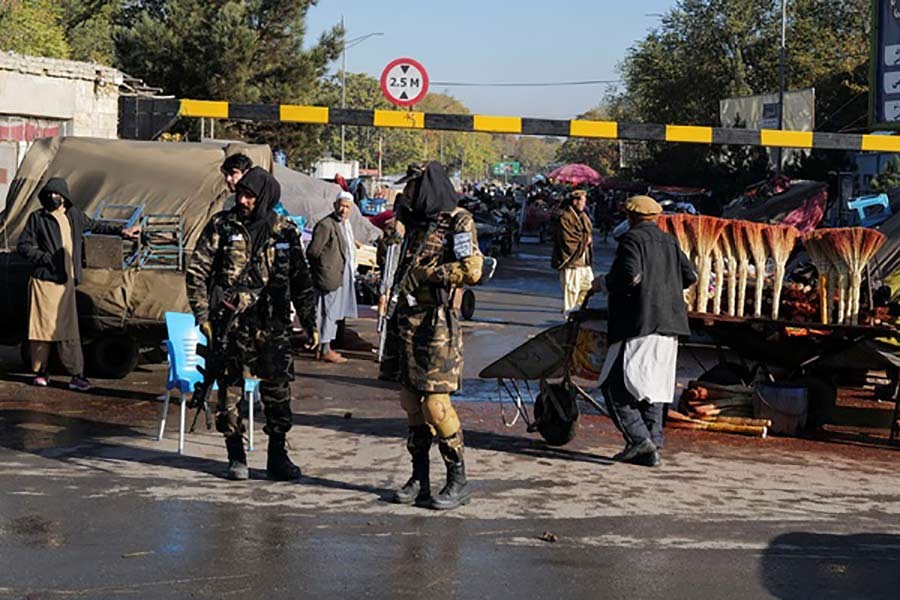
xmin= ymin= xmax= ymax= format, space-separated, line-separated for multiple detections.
xmin=295 ymin=412 xmax=614 ymax=466
xmin=760 ymin=532 xmax=900 ymax=599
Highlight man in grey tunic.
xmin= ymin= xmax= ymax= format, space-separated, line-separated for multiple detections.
xmin=593 ymin=195 xmax=696 ymax=467
xmin=307 ymin=191 xmax=358 ymax=363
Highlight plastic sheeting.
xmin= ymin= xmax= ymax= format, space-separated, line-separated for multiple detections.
xmin=274 ymin=164 xmax=381 ymax=244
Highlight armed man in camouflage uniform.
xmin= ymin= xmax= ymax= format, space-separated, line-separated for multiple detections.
xmin=186 ymin=167 xmax=317 ymax=481
xmin=380 ymin=162 xmax=483 ymax=510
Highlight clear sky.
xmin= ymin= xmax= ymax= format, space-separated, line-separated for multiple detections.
xmin=305 ymin=0 xmax=677 ymax=119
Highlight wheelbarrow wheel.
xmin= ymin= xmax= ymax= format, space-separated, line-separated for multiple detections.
xmin=533 ymin=381 xmax=579 ymax=446
xmin=460 ymin=289 xmax=476 ymax=321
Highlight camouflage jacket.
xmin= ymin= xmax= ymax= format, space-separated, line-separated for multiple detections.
xmin=396 ymin=207 xmax=483 ymax=309
xmin=185 ymin=209 xmax=316 ymax=334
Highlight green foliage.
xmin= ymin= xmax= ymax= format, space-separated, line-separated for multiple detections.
xmin=870 ymin=157 xmax=900 ymax=194
xmin=0 ymin=0 xmax=71 ymax=58
xmin=114 ymin=0 xmax=343 ymax=167
xmin=416 ymin=93 xmax=500 ymax=179
xmin=61 ymin=0 xmax=119 ymax=64
xmin=555 ymin=106 xmax=619 ymax=176
xmin=317 ymin=72 xmax=424 ymax=172
xmin=611 ymin=0 xmax=870 ymax=189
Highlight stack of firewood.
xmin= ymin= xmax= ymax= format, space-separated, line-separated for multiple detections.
xmin=669 ymin=382 xmax=770 ymax=438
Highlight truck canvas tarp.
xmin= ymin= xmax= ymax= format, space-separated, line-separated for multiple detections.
xmin=0 ymin=136 xmax=273 ymax=375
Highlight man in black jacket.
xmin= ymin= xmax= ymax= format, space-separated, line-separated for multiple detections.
xmin=593 ymin=196 xmax=697 ymax=467
xmin=17 ymin=178 xmax=139 ymax=390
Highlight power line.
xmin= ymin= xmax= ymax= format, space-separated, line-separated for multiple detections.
xmin=431 ymin=79 xmax=622 ymax=88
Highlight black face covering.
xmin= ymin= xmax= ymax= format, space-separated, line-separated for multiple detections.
xmin=394 ymin=193 xmax=413 ymax=229
xmin=406 ymin=162 xmax=458 ymax=225
xmin=40 ymin=194 xmax=63 ymax=211
xmin=234 ymin=167 xmax=281 ymax=255
xmin=38 ymin=177 xmax=72 ymax=212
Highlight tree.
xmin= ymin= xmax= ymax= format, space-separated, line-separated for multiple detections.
xmin=114 ymin=0 xmax=343 ymax=167
xmin=317 ymin=72 xmax=424 ymax=172
xmin=61 ymin=0 xmax=119 ymax=64
xmin=0 ymin=0 xmax=70 ymax=58
xmin=416 ymin=93 xmax=500 ymax=179
xmin=513 ymin=137 xmax=560 ymax=174
xmin=555 ymin=106 xmax=619 ymax=176
xmin=609 ymin=0 xmax=870 ymax=192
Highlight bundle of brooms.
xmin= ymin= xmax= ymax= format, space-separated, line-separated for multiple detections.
xmin=660 ymin=215 xmax=801 ymax=320
xmin=673 ymin=381 xmax=770 ymax=438
xmin=801 ymin=228 xmax=886 ymax=326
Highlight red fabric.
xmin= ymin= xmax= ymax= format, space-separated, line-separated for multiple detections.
xmin=368 ymin=209 xmax=395 ymax=231
xmin=548 ymin=163 xmax=602 ymax=185
xmin=781 ymin=187 xmax=828 ymax=234
xmin=333 ymin=174 xmax=350 ymax=192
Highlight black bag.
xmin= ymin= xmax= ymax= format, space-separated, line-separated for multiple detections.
xmin=532 ymin=379 xmax=580 ymax=446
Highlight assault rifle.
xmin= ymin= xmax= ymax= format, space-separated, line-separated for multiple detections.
xmin=376 ymin=241 xmax=401 ymax=363
xmin=187 ymin=289 xmax=244 ymax=432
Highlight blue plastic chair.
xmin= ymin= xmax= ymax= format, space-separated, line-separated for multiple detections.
xmin=159 ymin=312 xmax=260 ymax=454
xmin=848 ymin=194 xmax=892 ymax=227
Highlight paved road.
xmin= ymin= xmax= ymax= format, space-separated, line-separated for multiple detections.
xmin=1 ymin=236 xmax=898 ymax=599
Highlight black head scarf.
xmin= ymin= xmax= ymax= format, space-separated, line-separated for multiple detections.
xmin=38 ymin=177 xmax=72 ymax=211
xmin=234 ymin=167 xmax=281 ymax=254
xmin=408 ymin=162 xmax=458 ymax=225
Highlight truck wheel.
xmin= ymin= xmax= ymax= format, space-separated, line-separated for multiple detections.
xmin=460 ymin=289 xmax=476 ymax=321
xmin=85 ymin=334 xmax=140 ymax=379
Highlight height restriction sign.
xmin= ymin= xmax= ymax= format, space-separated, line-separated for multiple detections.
xmin=380 ymin=57 xmax=429 ymax=107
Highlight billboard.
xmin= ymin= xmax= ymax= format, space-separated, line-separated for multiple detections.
xmin=870 ymin=0 xmax=900 ymax=129
xmin=491 ymin=161 xmax=520 ymax=176
xmin=720 ymin=88 xmax=815 ymax=167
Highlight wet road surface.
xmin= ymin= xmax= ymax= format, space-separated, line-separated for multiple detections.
xmin=1 ymin=237 xmax=899 ymax=599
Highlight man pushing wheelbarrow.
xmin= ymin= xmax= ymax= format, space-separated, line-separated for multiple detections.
xmin=592 ymin=195 xmax=697 ymax=467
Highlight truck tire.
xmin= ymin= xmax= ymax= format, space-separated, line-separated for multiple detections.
xmin=85 ymin=334 xmax=140 ymax=379
xmin=460 ymin=289 xmax=476 ymax=321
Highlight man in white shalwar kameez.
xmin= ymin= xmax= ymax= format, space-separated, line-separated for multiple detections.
xmin=307 ymin=191 xmax=358 ymax=363
xmin=593 ymin=196 xmax=697 ymax=467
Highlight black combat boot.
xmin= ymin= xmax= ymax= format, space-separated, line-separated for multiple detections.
xmin=225 ymin=435 xmax=249 ymax=481
xmin=266 ymin=432 xmax=301 ymax=481
xmin=392 ymin=425 xmax=433 ymax=505
xmin=430 ymin=431 xmax=471 ymax=510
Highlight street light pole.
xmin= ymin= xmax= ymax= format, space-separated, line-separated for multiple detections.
xmin=339 ymin=24 xmax=384 ymax=163
xmin=776 ymin=0 xmax=786 ymax=177
xmin=340 ymin=16 xmax=347 ymax=162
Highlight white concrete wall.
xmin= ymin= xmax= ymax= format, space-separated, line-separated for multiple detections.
xmin=0 ymin=52 xmax=123 ymax=139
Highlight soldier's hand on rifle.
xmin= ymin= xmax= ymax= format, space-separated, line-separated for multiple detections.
xmin=199 ymin=320 xmax=213 ymax=342
xmin=304 ymin=328 xmax=319 ymax=350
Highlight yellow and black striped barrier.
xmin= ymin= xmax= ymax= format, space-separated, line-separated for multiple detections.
xmin=119 ymin=97 xmax=900 ymax=153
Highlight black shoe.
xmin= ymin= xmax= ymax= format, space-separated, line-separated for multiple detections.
xmin=430 ymin=432 xmax=471 ymax=511
xmin=393 ymin=426 xmax=432 ymax=505
xmin=613 ymin=439 xmax=657 ymax=464
xmin=225 ymin=435 xmax=249 ymax=481
xmin=631 ymin=450 xmax=661 ymax=467
xmin=266 ymin=433 xmax=301 ymax=481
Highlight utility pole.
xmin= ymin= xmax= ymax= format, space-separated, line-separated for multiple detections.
xmin=340 ymin=16 xmax=346 ymax=163
xmin=378 ymin=134 xmax=383 ymax=181
xmin=776 ymin=0 xmax=786 ymax=177
xmin=338 ymin=26 xmax=384 ymax=164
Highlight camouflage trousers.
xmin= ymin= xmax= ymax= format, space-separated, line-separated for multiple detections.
xmin=379 ymin=304 xmax=462 ymax=394
xmin=215 ymin=313 xmax=294 ymax=438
